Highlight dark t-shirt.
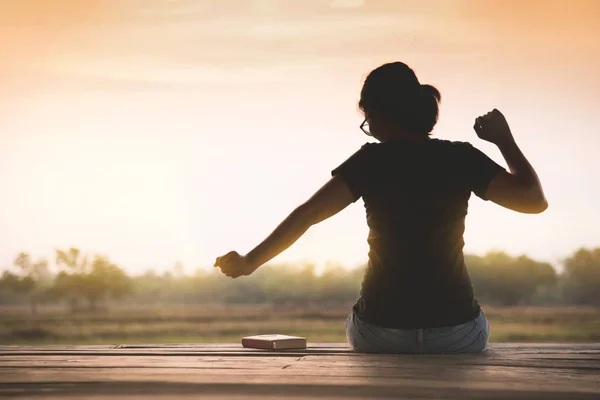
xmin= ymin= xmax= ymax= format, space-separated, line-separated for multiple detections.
xmin=332 ymin=138 xmax=505 ymax=329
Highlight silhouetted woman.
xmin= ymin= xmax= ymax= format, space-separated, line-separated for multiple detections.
xmin=214 ymin=62 xmax=547 ymax=354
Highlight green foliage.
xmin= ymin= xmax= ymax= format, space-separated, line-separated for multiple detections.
xmin=50 ymin=250 xmax=133 ymax=311
xmin=0 ymin=247 xmax=599 ymax=312
xmin=50 ymin=270 xmax=85 ymax=311
xmin=84 ymin=256 xmax=133 ymax=309
xmin=55 ymin=247 xmax=88 ymax=274
xmin=0 ymin=253 xmax=52 ymax=313
xmin=467 ymin=251 xmax=557 ymax=306
xmin=0 ymin=271 xmax=34 ymax=297
xmin=562 ymin=248 xmax=600 ymax=305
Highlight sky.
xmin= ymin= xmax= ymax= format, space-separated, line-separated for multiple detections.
xmin=1 ymin=0 xmax=599 ymax=274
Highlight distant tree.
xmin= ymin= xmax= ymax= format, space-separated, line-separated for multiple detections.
xmin=55 ymin=247 xmax=88 ymax=274
xmin=467 ymin=252 xmax=557 ymax=306
xmin=0 ymin=271 xmax=28 ymax=305
xmin=51 ymin=251 xmax=133 ymax=312
xmin=0 ymin=270 xmax=22 ymax=291
xmin=11 ymin=246 xmax=600 ymax=309
xmin=13 ymin=252 xmax=31 ymax=275
xmin=10 ymin=252 xmax=51 ymax=314
xmin=50 ymin=271 xmax=84 ymax=312
xmin=53 ymin=247 xmax=90 ymax=312
xmin=13 ymin=252 xmax=51 ymax=281
xmin=562 ymin=247 xmax=600 ymax=305
xmin=254 ymin=263 xmax=315 ymax=304
xmin=83 ymin=255 xmax=133 ymax=310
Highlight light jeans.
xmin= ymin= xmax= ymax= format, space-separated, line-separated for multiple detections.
xmin=346 ymin=309 xmax=489 ymax=354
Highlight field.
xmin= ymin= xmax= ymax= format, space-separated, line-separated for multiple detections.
xmin=1 ymin=305 xmax=599 ymax=345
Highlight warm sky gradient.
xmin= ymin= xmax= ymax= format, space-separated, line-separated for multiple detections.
xmin=1 ymin=0 xmax=599 ymax=273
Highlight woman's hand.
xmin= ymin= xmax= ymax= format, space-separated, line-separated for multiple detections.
xmin=473 ymin=109 xmax=514 ymax=147
xmin=214 ymin=251 xmax=256 ymax=278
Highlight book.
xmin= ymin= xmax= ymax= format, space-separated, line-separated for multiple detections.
xmin=242 ymin=334 xmax=307 ymax=350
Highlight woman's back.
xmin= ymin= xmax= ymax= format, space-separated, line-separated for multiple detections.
xmin=332 ymin=138 xmax=505 ymax=329
xmin=214 ymin=61 xmax=547 ymax=353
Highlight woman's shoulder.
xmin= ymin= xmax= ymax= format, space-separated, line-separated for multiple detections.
xmin=352 ymin=142 xmax=380 ymax=156
xmin=357 ymin=139 xmax=477 ymax=154
xmin=429 ymin=138 xmax=473 ymax=148
xmin=427 ymin=139 xmax=481 ymax=156
xmin=360 ymin=141 xmax=379 ymax=150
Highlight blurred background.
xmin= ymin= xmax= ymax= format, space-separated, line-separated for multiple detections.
xmin=1 ymin=0 xmax=599 ymax=344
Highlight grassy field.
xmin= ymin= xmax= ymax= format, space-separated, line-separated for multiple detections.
xmin=1 ymin=305 xmax=599 ymax=345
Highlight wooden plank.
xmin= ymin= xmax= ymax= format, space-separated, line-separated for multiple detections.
xmin=119 ymin=343 xmax=352 ymax=349
xmin=2 ymin=352 xmax=599 ymax=369
xmin=2 ymin=355 xmax=598 ymax=388
xmin=2 ymin=349 xmax=599 ymax=359
xmin=290 ymin=353 xmax=600 ymax=370
xmin=1 ymin=366 xmax=598 ymax=398
xmin=1 ymin=344 xmax=599 ymax=399
xmin=0 ymin=363 xmax=597 ymax=385
xmin=2 ymin=381 xmax=598 ymax=400
xmin=0 ymin=343 xmax=350 ymax=350
xmin=1 ymin=343 xmax=598 ymax=352
xmin=0 ymin=355 xmax=294 ymax=369
xmin=1 ymin=343 xmax=598 ymax=357
xmin=0 ymin=343 xmax=354 ymax=356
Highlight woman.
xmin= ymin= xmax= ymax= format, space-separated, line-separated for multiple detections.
xmin=214 ymin=62 xmax=547 ymax=354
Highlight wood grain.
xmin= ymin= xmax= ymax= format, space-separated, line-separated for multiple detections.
xmin=1 ymin=343 xmax=598 ymax=399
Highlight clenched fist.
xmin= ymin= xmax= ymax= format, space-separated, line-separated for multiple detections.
xmin=473 ymin=109 xmax=514 ymax=146
xmin=214 ymin=251 xmax=256 ymax=278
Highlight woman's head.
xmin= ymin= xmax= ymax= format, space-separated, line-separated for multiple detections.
xmin=359 ymin=62 xmax=441 ymax=141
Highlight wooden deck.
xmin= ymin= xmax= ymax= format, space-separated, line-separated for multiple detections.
xmin=1 ymin=343 xmax=599 ymax=399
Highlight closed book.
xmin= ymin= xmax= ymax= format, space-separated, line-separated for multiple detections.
xmin=242 ymin=334 xmax=307 ymax=350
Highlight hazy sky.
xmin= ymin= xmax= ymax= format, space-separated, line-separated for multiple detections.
xmin=1 ymin=0 xmax=599 ymax=273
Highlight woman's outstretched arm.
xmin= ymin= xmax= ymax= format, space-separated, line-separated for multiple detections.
xmin=214 ymin=175 xmax=355 ymax=278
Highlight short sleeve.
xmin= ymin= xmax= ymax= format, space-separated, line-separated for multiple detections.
xmin=456 ymin=142 xmax=506 ymax=200
xmin=331 ymin=143 xmax=376 ymax=202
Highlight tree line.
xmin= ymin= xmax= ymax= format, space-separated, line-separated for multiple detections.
xmin=1 ymin=247 xmax=599 ymax=314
